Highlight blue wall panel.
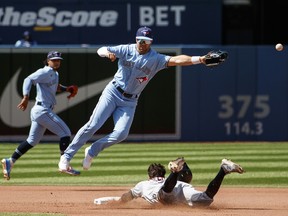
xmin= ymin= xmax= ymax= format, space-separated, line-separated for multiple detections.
xmin=181 ymin=46 xmax=288 ymax=141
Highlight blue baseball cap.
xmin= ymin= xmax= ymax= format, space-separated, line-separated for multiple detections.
xmin=136 ymin=26 xmax=153 ymax=41
xmin=47 ymin=51 xmax=63 ymax=60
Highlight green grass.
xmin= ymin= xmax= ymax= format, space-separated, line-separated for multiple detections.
xmin=0 ymin=142 xmax=287 ymax=187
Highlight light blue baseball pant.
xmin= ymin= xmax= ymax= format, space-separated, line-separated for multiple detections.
xmin=64 ymin=81 xmax=137 ymax=160
xmin=27 ymin=105 xmax=71 ymax=146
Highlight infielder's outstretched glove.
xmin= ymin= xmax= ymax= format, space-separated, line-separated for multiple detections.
xmin=204 ymin=50 xmax=228 ymax=67
xmin=67 ymin=85 xmax=78 ymax=99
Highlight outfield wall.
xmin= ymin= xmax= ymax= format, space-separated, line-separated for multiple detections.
xmin=0 ymin=45 xmax=287 ymax=142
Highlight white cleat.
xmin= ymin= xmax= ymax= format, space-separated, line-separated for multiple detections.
xmin=83 ymin=147 xmax=93 ymax=170
xmin=58 ymin=155 xmax=80 ymax=176
xmin=58 ymin=155 xmax=69 ymax=171
xmin=221 ymin=158 xmax=244 ymax=174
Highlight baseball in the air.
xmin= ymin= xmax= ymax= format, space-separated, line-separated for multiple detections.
xmin=275 ymin=43 xmax=284 ymax=51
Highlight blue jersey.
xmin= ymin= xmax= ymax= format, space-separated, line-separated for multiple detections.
xmin=108 ymin=44 xmax=171 ymax=95
xmin=23 ymin=66 xmax=59 ymax=106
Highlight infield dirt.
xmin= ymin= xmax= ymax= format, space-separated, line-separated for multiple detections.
xmin=0 ymin=186 xmax=287 ymax=216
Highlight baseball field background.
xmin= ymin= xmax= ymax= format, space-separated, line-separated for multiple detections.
xmin=0 ymin=142 xmax=288 ymax=216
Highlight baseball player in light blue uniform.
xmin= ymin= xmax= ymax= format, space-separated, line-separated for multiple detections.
xmin=1 ymin=51 xmax=79 ymax=180
xmin=58 ymin=27 xmax=208 ymax=174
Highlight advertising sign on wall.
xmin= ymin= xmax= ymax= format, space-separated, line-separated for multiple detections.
xmin=0 ymin=0 xmax=222 ymax=45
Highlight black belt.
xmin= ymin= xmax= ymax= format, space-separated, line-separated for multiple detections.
xmin=37 ymin=101 xmax=53 ymax=109
xmin=112 ymin=81 xmax=137 ymax=98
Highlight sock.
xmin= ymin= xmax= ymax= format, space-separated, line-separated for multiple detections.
xmin=204 ymin=168 xmax=226 ymax=199
xmin=59 ymin=136 xmax=70 ymax=155
xmin=11 ymin=141 xmax=33 ymax=163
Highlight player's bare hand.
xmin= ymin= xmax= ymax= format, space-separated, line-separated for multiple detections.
xmin=107 ymin=52 xmax=116 ymax=62
xmin=17 ymin=96 xmax=29 ymax=111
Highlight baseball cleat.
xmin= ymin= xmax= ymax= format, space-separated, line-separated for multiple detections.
xmin=221 ymin=158 xmax=244 ymax=174
xmin=58 ymin=155 xmax=80 ymax=176
xmin=58 ymin=155 xmax=69 ymax=171
xmin=1 ymin=158 xmax=13 ymax=180
xmin=168 ymin=157 xmax=185 ymax=173
xmin=82 ymin=147 xmax=93 ymax=170
xmin=59 ymin=166 xmax=80 ymax=176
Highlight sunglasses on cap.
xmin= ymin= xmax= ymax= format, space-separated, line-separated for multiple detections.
xmin=47 ymin=51 xmax=63 ymax=60
xmin=136 ymin=39 xmax=152 ymax=45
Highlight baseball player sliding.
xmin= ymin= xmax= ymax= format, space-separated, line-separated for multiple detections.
xmin=58 ymin=26 xmax=228 ymax=174
xmin=1 ymin=51 xmax=79 ymax=180
xmin=95 ymin=157 xmax=244 ymax=206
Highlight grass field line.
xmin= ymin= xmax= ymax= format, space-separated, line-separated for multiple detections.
xmin=0 ymin=142 xmax=287 ymax=187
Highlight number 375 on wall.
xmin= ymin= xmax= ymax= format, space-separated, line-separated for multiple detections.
xmin=218 ymin=95 xmax=270 ymax=136
xmin=218 ymin=95 xmax=270 ymax=119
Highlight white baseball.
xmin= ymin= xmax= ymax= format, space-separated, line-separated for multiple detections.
xmin=275 ymin=43 xmax=283 ymax=51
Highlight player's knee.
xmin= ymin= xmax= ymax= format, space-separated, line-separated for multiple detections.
xmin=26 ymin=138 xmax=40 ymax=146
xmin=60 ymin=130 xmax=71 ymax=138
xmin=114 ymin=130 xmax=129 ymax=142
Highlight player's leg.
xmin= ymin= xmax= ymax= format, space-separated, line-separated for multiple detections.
xmin=61 ymin=89 xmax=118 ymax=171
xmin=64 ymin=92 xmax=117 ymax=161
xmin=40 ymin=111 xmax=72 ymax=155
xmin=205 ymin=158 xmax=244 ymax=199
xmin=59 ymin=136 xmax=70 ymax=155
xmin=88 ymin=105 xmax=136 ymax=157
xmin=20 ymin=121 xmax=45 ymax=157
xmin=83 ymin=104 xmax=136 ymax=169
xmin=1 ymin=121 xmax=45 ymax=180
xmin=204 ymin=167 xmax=226 ymax=199
xmin=32 ymin=110 xmax=80 ymax=175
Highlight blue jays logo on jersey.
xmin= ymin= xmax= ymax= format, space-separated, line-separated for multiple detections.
xmin=136 ymin=76 xmax=148 ymax=83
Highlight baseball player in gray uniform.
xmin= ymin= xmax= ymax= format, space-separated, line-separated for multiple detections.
xmin=58 ymin=26 xmax=221 ymax=174
xmin=119 ymin=157 xmax=244 ymax=206
xmin=1 ymin=51 xmax=79 ymax=180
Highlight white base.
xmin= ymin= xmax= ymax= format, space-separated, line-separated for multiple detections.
xmin=94 ymin=196 xmax=121 ymax=205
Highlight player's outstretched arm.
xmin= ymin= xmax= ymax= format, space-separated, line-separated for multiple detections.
xmin=168 ymin=55 xmax=206 ymax=67
xmin=168 ymin=50 xmax=228 ymax=67
xmin=120 ymin=190 xmax=135 ymax=203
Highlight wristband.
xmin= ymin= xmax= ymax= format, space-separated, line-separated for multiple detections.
xmin=191 ymin=56 xmax=201 ymax=64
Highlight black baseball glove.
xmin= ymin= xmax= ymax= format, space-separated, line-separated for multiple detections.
xmin=204 ymin=50 xmax=228 ymax=67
